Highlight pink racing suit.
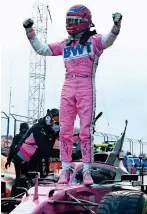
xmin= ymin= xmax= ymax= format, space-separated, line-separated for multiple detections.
xmin=26 ymin=24 xmax=121 ymax=163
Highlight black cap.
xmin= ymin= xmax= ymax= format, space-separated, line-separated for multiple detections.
xmin=20 ymin=122 xmax=29 ymax=131
xmin=50 ymin=108 xmax=59 ymax=117
xmin=46 ymin=108 xmax=59 ymax=117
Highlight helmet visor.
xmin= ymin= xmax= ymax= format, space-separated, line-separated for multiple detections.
xmin=66 ymin=16 xmax=87 ymax=25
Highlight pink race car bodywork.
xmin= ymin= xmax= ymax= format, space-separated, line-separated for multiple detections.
xmin=9 ymin=161 xmax=128 ymax=214
xmin=12 ymin=184 xmax=110 ymax=214
xmin=9 ymin=121 xmax=130 ymax=214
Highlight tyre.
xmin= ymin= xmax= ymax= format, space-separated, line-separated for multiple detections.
xmin=97 ymin=190 xmax=147 ymax=214
xmin=59 ymin=211 xmax=89 ymax=214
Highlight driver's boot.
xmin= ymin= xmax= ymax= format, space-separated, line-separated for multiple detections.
xmin=58 ymin=169 xmax=70 ymax=184
xmin=83 ymin=170 xmax=94 ymax=185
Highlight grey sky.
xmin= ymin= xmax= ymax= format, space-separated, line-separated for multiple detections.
xmin=1 ymin=0 xmax=147 ymax=152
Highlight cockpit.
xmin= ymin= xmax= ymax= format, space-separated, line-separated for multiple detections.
xmin=69 ymin=164 xmax=116 ymax=184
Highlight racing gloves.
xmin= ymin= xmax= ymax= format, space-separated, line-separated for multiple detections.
xmin=112 ymin=12 xmax=122 ymax=26
xmin=111 ymin=12 xmax=122 ymax=35
xmin=23 ymin=18 xmax=34 ymax=29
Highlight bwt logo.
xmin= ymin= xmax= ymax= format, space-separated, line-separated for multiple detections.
xmin=64 ymin=42 xmax=93 ymax=60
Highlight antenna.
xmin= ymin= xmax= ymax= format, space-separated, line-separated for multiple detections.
xmin=27 ymin=0 xmax=52 ymax=123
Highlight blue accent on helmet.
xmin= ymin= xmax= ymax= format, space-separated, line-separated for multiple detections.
xmin=68 ymin=6 xmax=86 ymax=14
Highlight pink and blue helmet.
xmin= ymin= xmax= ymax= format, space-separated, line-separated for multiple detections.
xmin=66 ymin=5 xmax=92 ymax=35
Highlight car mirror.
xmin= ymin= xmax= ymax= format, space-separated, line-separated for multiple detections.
xmin=121 ymin=174 xmax=138 ymax=181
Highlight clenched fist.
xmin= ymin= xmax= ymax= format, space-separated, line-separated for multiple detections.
xmin=23 ymin=18 xmax=34 ymax=29
xmin=112 ymin=13 xmax=122 ymax=26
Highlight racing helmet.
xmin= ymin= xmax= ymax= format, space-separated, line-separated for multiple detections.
xmin=66 ymin=5 xmax=92 ymax=35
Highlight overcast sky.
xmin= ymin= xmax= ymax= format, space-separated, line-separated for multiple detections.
xmin=1 ymin=0 xmax=147 ymax=152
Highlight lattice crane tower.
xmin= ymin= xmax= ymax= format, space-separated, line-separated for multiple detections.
xmin=28 ymin=0 xmax=52 ymax=123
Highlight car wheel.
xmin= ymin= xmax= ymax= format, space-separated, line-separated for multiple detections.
xmin=96 ymin=190 xmax=147 ymax=214
xmin=59 ymin=211 xmax=89 ymax=214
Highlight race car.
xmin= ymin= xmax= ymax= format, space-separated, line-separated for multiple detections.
xmin=2 ymin=120 xmax=147 ymax=214
xmin=72 ymin=136 xmax=116 ymax=162
xmin=94 ymin=142 xmax=115 ymax=152
xmin=94 ymin=143 xmax=115 ymax=163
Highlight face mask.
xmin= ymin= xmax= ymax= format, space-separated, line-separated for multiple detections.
xmin=52 ymin=124 xmax=60 ymax=132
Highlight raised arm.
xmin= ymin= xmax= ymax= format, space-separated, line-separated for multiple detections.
xmin=23 ymin=18 xmax=62 ymax=56
xmin=101 ymin=13 xmax=122 ymax=49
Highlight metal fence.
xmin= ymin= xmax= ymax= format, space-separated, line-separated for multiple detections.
xmin=94 ymin=131 xmax=147 ymax=156
xmin=10 ymin=113 xmax=33 ymax=136
xmin=1 ymin=111 xmax=147 ymax=156
xmin=1 ymin=112 xmax=34 ymax=142
xmin=1 ymin=112 xmax=9 ymax=141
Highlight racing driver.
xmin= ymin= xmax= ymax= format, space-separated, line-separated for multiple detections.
xmin=23 ymin=4 xmax=122 ymax=185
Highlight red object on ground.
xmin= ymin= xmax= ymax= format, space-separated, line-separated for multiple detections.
xmin=49 ymin=162 xmax=61 ymax=173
